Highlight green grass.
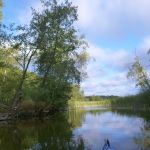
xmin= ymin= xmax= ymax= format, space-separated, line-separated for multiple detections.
xmin=68 ymin=99 xmax=112 ymax=109
xmin=68 ymin=90 xmax=150 ymax=110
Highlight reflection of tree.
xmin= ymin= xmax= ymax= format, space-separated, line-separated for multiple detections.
xmin=88 ymin=109 xmax=108 ymax=116
xmin=107 ymin=109 xmax=150 ymax=150
xmin=67 ymin=109 xmax=108 ymax=129
xmin=67 ymin=110 xmax=86 ymax=129
xmin=29 ymin=113 xmax=88 ymax=150
xmin=0 ymin=113 xmax=87 ymax=150
xmin=30 ymin=136 xmax=87 ymax=150
xmin=35 ymin=115 xmax=74 ymax=150
xmin=112 ymin=109 xmax=150 ymax=122
xmin=0 ymin=126 xmax=22 ymax=150
xmin=0 ymin=121 xmax=39 ymax=150
xmin=134 ymin=121 xmax=150 ymax=150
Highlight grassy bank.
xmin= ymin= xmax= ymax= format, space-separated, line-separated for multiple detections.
xmin=69 ymin=90 xmax=150 ymax=110
xmin=68 ymin=100 xmax=112 ymax=108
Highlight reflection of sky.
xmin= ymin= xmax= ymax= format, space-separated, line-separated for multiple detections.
xmin=73 ymin=111 xmax=145 ymax=150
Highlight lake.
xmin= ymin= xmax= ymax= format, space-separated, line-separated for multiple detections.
xmin=0 ymin=108 xmax=150 ymax=150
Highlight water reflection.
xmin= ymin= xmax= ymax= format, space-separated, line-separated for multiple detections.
xmin=0 ymin=109 xmax=149 ymax=150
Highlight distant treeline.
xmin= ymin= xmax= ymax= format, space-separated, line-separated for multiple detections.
xmin=86 ymin=95 xmax=120 ymax=101
xmin=69 ymin=90 xmax=150 ymax=111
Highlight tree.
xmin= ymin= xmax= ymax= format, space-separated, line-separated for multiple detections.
xmin=0 ymin=0 xmax=88 ymax=118
xmin=127 ymin=56 xmax=150 ymax=91
xmin=0 ymin=48 xmax=19 ymax=104
xmin=69 ymin=85 xmax=85 ymax=101
xmin=30 ymin=0 xmax=88 ymax=108
xmin=0 ymin=24 xmax=39 ymax=116
xmin=0 ymin=0 xmax=3 ymax=21
xmin=31 ymin=0 xmax=87 ymax=85
xmin=8 ymin=25 xmax=39 ymax=116
xmin=0 ymin=25 xmax=20 ymax=110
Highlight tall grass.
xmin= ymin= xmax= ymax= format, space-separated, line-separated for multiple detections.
xmin=68 ymin=90 xmax=150 ymax=110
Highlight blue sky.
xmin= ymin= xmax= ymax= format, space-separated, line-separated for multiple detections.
xmin=2 ymin=0 xmax=150 ymax=96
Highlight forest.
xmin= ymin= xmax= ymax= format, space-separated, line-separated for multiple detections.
xmin=0 ymin=0 xmax=88 ymax=120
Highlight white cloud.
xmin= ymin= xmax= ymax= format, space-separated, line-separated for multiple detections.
xmin=139 ymin=36 xmax=150 ymax=53
xmin=80 ymin=42 xmax=144 ymax=96
xmin=16 ymin=0 xmax=150 ymax=38
xmin=87 ymin=43 xmax=134 ymax=71
xmin=73 ymin=0 xmax=150 ymax=38
xmin=81 ymin=34 xmax=150 ymax=96
xmin=81 ymin=70 xmax=138 ymax=96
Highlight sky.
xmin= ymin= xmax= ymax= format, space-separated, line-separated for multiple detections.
xmin=2 ymin=0 xmax=150 ymax=96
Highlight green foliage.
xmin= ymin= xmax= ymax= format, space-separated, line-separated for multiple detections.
xmin=0 ymin=0 xmax=2 ymax=21
xmin=0 ymin=48 xmax=20 ymax=104
xmin=28 ymin=0 xmax=88 ymax=108
xmin=0 ymin=0 xmax=88 ymax=113
xmin=70 ymin=85 xmax=85 ymax=101
xmin=124 ymin=52 xmax=150 ymax=110
xmin=0 ymin=68 xmax=20 ymax=104
xmin=69 ymin=90 xmax=150 ymax=110
xmin=87 ymin=96 xmax=105 ymax=101
xmin=26 ymin=77 xmax=71 ymax=108
xmin=31 ymin=0 xmax=88 ymax=84
xmin=127 ymin=56 xmax=150 ymax=91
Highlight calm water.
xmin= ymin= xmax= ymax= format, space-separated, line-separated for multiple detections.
xmin=0 ymin=108 xmax=150 ymax=150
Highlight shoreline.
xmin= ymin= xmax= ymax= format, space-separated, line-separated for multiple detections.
xmin=0 ymin=104 xmax=150 ymax=122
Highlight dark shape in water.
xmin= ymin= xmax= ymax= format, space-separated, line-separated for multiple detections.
xmin=102 ymin=139 xmax=114 ymax=150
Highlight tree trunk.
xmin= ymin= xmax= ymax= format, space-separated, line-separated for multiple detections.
xmin=8 ymin=51 xmax=36 ymax=119
xmin=8 ymin=70 xmax=26 ymax=119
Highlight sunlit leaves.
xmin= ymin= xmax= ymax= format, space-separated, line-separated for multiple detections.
xmin=0 ymin=0 xmax=3 ymax=21
xmin=127 ymin=56 xmax=150 ymax=91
